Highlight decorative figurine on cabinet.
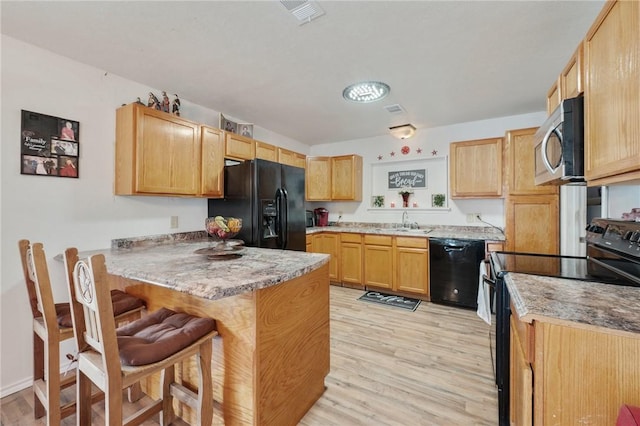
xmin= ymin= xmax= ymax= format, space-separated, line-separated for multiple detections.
xmin=135 ymin=97 xmax=144 ymax=105
xmin=147 ymin=92 xmax=161 ymax=110
xmin=172 ymin=94 xmax=181 ymax=116
xmin=161 ymin=91 xmax=170 ymax=113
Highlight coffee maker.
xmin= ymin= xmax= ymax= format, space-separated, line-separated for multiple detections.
xmin=314 ymin=208 xmax=329 ymax=227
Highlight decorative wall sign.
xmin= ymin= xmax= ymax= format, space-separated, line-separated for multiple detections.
xmin=21 ymin=110 xmax=79 ymax=178
xmin=388 ymin=169 xmax=426 ymax=189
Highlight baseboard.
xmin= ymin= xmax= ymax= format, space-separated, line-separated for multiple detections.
xmin=0 ymin=377 xmax=32 ymax=398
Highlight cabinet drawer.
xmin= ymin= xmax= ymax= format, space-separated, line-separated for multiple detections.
xmin=340 ymin=233 xmax=362 ymax=243
xmin=363 ymin=235 xmax=393 ymax=246
xmin=396 ymin=236 xmax=428 ymax=249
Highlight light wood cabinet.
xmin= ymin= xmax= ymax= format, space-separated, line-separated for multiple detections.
xmin=306 ymin=154 xmax=363 ymax=201
xmin=363 ymin=235 xmax=394 ymax=289
xmin=306 ymin=235 xmax=312 ymax=252
xmin=225 ymin=132 xmax=256 ymax=160
xmin=450 ymin=137 xmax=503 ymax=198
xmin=394 ymin=237 xmax=429 ymax=296
xmin=504 ymin=127 xmax=558 ymax=196
xmin=278 ymin=147 xmax=306 ymax=169
xmin=312 ymin=233 xmax=339 ymax=281
xmin=584 ymin=0 xmax=640 ymax=185
xmin=306 ymin=156 xmax=332 ymax=201
xmin=510 ymin=316 xmax=533 ymax=426
xmin=505 ymin=194 xmax=559 ymax=254
xmin=331 ymin=155 xmax=363 ymax=201
xmin=255 ymin=140 xmax=277 ymax=162
xmin=546 ymin=77 xmax=562 ymax=115
xmin=200 ymin=126 xmax=224 ymax=198
xmin=115 ymin=103 xmax=203 ymax=196
xmin=561 ymin=43 xmax=584 ymax=99
xmin=340 ymin=233 xmax=363 ymax=287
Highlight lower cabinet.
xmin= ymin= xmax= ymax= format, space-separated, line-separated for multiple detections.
xmin=305 ymin=235 xmax=312 ymax=252
xmin=363 ymin=235 xmax=394 ymax=289
xmin=311 ymin=233 xmax=339 ymax=281
xmin=340 ymin=233 xmax=363 ymax=287
xmin=510 ymin=313 xmax=640 ymax=425
xmin=395 ymin=237 xmax=429 ymax=296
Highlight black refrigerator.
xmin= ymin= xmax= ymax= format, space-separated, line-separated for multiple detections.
xmin=208 ymin=159 xmax=306 ymax=251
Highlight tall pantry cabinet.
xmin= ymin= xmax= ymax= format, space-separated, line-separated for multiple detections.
xmin=503 ymin=127 xmax=559 ymax=254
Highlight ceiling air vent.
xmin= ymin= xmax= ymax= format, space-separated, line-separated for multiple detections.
xmin=384 ymin=104 xmax=405 ymax=114
xmin=280 ymin=1 xmax=325 ymax=25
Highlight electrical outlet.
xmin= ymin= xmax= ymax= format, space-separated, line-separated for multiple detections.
xmin=170 ymin=216 xmax=179 ymax=228
xmin=466 ymin=213 xmax=481 ymax=223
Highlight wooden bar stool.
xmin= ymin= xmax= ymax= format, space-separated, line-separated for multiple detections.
xmin=18 ymin=240 xmax=146 ymax=425
xmin=65 ymin=250 xmax=217 ymax=426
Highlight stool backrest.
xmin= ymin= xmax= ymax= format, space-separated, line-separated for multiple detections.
xmin=70 ymin=254 xmax=121 ymax=371
xmin=19 ymin=241 xmax=59 ymax=334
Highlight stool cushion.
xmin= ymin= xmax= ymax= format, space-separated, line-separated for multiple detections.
xmin=55 ymin=290 xmax=144 ymax=328
xmin=55 ymin=303 xmax=73 ymax=328
xmin=110 ymin=290 xmax=145 ymax=316
xmin=116 ymin=308 xmax=216 ymax=366
xmin=617 ymin=405 xmax=640 ymax=426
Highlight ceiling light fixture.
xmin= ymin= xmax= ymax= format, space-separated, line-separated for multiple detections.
xmin=342 ymin=81 xmax=390 ymax=103
xmin=389 ymin=124 xmax=416 ymax=139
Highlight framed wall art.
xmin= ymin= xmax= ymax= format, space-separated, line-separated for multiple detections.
xmin=21 ymin=110 xmax=79 ymax=178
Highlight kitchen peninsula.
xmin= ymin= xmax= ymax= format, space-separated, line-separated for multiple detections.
xmin=85 ymin=232 xmax=331 ymax=426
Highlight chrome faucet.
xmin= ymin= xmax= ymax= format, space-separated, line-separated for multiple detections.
xmin=402 ymin=210 xmax=409 ymax=228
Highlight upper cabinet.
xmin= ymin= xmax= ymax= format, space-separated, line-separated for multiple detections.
xmin=225 ymin=133 xmax=255 ymax=160
xmin=278 ymin=147 xmax=306 ymax=169
xmin=584 ymin=0 xmax=640 ymax=185
xmin=116 ymin=103 xmax=205 ymax=196
xmin=546 ymin=77 xmax=562 ymax=115
xmin=306 ymin=154 xmax=363 ymax=201
xmin=200 ymin=126 xmax=224 ymax=198
xmin=504 ymin=127 xmax=558 ymax=196
xmin=255 ymin=140 xmax=277 ymax=162
xmin=561 ymin=43 xmax=584 ymax=100
xmin=450 ymin=137 xmax=503 ymax=198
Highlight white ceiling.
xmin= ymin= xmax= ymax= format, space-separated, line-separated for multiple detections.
xmin=1 ymin=1 xmax=605 ymax=146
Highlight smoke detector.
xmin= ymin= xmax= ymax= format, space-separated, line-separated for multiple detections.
xmin=280 ymin=1 xmax=325 ymax=25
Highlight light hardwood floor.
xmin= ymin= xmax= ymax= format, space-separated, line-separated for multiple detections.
xmin=1 ymin=286 xmax=497 ymax=425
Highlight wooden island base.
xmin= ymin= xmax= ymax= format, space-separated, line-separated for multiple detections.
xmin=111 ymin=263 xmax=330 ymax=425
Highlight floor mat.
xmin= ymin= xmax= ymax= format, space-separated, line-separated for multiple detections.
xmin=358 ymin=290 xmax=421 ymax=311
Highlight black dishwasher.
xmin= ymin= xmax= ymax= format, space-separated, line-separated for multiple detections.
xmin=429 ymin=238 xmax=485 ymax=309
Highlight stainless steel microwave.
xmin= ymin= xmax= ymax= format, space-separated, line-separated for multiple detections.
xmin=534 ymin=96 xmax=584 ymax=185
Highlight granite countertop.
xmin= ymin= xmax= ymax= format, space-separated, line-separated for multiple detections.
xmin=78 ymin=234 xmax=329 ymax=301
xmin=506 ymin=272 xmax=640 ymax=336
xmin=306 ymin=224 xmax=505 ymax=241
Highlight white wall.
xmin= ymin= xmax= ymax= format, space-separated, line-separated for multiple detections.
xmin=308 ymin=112 xmax=548 ymax=228
xmin=608 ymin=185 xmax=640 ymax=219
xmin=0 ymin=35 xmax=309 ymax=396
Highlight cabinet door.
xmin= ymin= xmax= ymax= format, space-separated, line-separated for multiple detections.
xmin=546 ymin=77 xmax=561 ymax=115
xmin=505 ymin=195 xmax=559 ymax=254
xmin=225 ymin=133 xmax=256 ymax=160
xmin=340 ymin=233 xmax=363 ymax=286
xmin=395 ymin=242 xmax=429 ymax=295
xmin=306 ymin=235 xmax=312 ymax=252
xmin=504 ymin=128 xmax=558 ymax=196
xmin=510 ymin=317 xmax=533 ymax=426
xmin=134 ymin=106 xmax=200 ymax=195
xmin=200 ymin=126 xmax=224 ymax=197
xmin=306 ymin=157 xmax=332 ymax=201
xmin=363 ymin=235 xmax=393 ymax=289
xmin=561 ymin=43 xmax=584 ymax=99
xmin=255 ymin=140 xmax=278 ymax=162
xmin=278 ymin=148 xmax=306 ymax=169
xmin=331 ymin=155 xmax=363 ymax=201
xmin=585 ymin=0 xmax=640 ymax=184
xmin=450 ymin=138 xmax=503 ymax=198
xmin=312 ymin=233 xmax=339 ymax=281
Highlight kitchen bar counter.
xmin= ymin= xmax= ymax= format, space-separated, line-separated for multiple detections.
xmin=306 ymin=224 xmax=505 ymax=241
xmin=506 ymin=272 xmax=640 ymax=335
xmin=89 ymin=232 xmax=330 ymax=426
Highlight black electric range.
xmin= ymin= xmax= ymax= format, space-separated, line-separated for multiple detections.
xmin=489 ymin=218 xmax=640 ymax=426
